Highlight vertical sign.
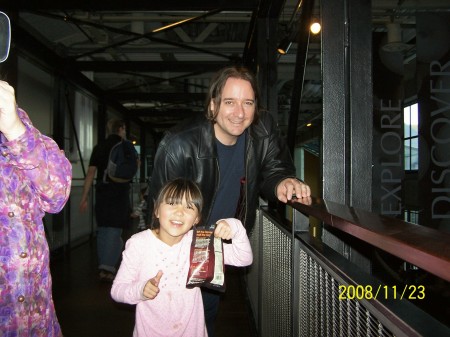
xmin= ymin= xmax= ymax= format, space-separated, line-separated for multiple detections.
xmin=417 ymin=13 xmax=450 ymax=231
xmin=372 ymin=31 xmax=405 ymax=217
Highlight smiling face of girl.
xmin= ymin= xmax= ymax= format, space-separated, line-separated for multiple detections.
xmin=152 ymin=179 xmax=203 ymax=246
xmin=154 ymin=196 xmax=200 ymax=246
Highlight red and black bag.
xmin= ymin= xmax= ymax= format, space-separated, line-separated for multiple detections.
xmin=186 ymin=223 xmax=226 ymax=292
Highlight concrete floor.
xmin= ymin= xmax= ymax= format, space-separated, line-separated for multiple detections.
xmin=50 ymin=225 xmax=256 ymax=337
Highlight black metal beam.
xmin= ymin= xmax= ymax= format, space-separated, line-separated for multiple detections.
xmin=75 ymin=61 xmax=229 ymax=73
xmin=28 ymin=11 xmax=237 ymax=62
xmin=287 ymin=0 xmax=316 ymax=155
xmin=2 ymin=0 xmax=257 ymax=11
xmin=127 ymin=108 xmax=202 ymax=118
xmin=243 ymin=0 xmax=286 ymax=68
xmin=321 ymin=0 xmax=373 ymax=209
xmin=109 ymin=92 xmax=205 ymax=102
xmin=11 ymin=22 xmax=145 ymax=127
xmin=12 ymin=23 xmax=99 ymax=97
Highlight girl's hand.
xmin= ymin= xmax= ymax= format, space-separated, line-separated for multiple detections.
xmin=143 ymin=270 xmax=163 ymax=300
xmin=214 ymin=220 xmax=234 ymax=240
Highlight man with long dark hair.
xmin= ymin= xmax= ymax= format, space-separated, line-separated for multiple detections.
xmin=147 ymin=66 xmax=311 ymax=336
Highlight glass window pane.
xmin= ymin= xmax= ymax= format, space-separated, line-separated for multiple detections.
xmin=412 ymin=211 xmax=418 ymax=224
xmin=404 ymin=106 xmax=411 ymax=138
xmin=411 ymin=137 xmax=418 ymax=151
xmin=411 ymin=137 xmax=419 ymax=170
xmin=404 ymin=124 xmax=411 ymax=138
xmin=404 ymin=123 xmax=411 ymax=138
xmin=404 ymin=106 xmax=411 ymax=125
xmin=404 ymin=139 xmax=411 ymax=170
xmin=411 ymin=103 xmax=419 ymax=136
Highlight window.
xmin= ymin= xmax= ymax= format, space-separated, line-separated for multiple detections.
xmin=70 ymin=91 xmax=94 ymax=162
xmin=404 ymin=209 xmax=419 ymax=224
xmin=403 ymin=102 xmax=419 ymax=171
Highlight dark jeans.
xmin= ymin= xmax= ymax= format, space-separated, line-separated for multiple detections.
xmin=95 ymin=182 xmax=130 ymax=227
xmin=201 ymin=288 xmax=221 ymax=337
xmin=96 ymin=226 xmax=123 ymax=273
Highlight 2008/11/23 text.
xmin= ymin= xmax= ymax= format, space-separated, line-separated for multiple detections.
xmin=338 ymin=284 xmax=425 ymax=300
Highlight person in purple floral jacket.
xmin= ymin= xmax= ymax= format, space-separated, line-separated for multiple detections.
xmin=0 ymin=80 xmax=72 ymax=336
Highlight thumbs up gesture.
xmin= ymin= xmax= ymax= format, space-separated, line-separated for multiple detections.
xmin=143 ymin=270 xmax=163 ymax=300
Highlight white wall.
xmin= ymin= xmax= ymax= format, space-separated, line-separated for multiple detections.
xmin=17 ymin=57 xmax=54 ymax=136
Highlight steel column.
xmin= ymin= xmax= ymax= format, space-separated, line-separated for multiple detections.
xmin=321 ymin=0 xmax=373 ymax=209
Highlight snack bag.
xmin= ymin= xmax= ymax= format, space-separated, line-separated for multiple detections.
xmin=186 ymin=223 xmax=226 ymax=292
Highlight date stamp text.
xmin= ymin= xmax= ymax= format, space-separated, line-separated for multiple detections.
xmin=338 ymin=284 xmax=426 ymax=300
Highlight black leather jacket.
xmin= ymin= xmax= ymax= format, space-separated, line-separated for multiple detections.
xmin=147 ymin=111 xmax=297 ymax=230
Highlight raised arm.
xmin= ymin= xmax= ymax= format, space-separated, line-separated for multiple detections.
xmin=0 ymin=81 xmax=71 ymax=213
xmin=216 ymin=218 xmax=253 ymax=267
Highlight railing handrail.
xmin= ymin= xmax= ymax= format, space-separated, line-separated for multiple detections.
xmin=288 ymin=196 xmax=450 ymax=282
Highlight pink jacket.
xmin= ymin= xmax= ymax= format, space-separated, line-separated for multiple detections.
xmin=111 ymin=218 xmax=253 ymax=337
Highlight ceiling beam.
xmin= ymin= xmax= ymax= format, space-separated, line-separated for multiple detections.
xmin=243 ymin=0 xmax=286 ymax=67
xmin=29 ymin=11 xmax=237 ymax=61
xmin=110 ymin=92 xmax=205 ymax=102
xmin=76 ymin=61 xmax=229 ymax=73
xmin=127 ymin=108 xmax=201 ymax=118
xmin=11 ymin=22 xmax=145 ymax=127
xmin=287 ymin=0 xmax=316 ymax=154
xmin=2 ymin=0 xmax=257 ymax=11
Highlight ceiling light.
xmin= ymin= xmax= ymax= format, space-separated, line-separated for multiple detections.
xmin=152 ymin=17 xmax=194 ymax=33
xmin=277 ymin=37 xmax=292 ymax=55
xmin=382 ymin=22 xmax=410 ymax=53
xmin=151 ymin=10 xmax=222 ymax=33
xmin=310 ymin=22 xmax=321 ymax=35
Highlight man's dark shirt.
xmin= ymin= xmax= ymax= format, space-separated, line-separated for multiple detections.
xmin=208 ymin=133 xmax=245 ymax=226
xmin=89 ymin=134 xmax=130 ymax=228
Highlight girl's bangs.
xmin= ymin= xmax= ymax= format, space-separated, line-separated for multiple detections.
xmin=164 ymin=184 xmax=196 ymax=208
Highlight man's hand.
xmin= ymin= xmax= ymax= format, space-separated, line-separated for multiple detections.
xmin=291 ymin=195 xmax=312 ymax=206
xmin=276 ymin=178 xmax=311 ymax=203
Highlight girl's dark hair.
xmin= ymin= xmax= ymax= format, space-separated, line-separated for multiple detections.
xmin=205 ymin=66 xmax=260 ymax=124
xmin=151 ymin=178 xmax=203 ymax=229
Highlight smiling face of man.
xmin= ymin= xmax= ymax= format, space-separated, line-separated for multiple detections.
xmin=211 ymin=77 xmax=256 ymax=146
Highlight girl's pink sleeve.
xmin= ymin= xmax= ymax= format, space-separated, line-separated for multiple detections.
xmin=111 ymin=235 xmax=149 ymax=304
xmin=222 ymin=218 xmax=253 ymax=267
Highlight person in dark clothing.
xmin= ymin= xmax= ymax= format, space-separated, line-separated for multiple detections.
xmin=146 ymin=66 xmax=311 ymax=336
xmin=79 ymin=118 xmax=137 ymax=282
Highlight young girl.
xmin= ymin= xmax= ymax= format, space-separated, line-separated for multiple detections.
xmin=111 ymin=178 xmax=253 ymax=337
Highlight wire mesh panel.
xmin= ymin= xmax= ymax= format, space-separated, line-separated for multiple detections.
xmin=247 ymin=209 xmax=261 ymax=327
xmin=246 ymin=209 xmax=448 ymax=337
xmin=297 ymin=252 xmax=396 ymax=337
xmin=261 ymin=216 xmax=292 ymax=337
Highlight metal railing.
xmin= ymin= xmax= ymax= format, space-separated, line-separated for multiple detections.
xmin=245 ymin=198 xmax=450 ymax=337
